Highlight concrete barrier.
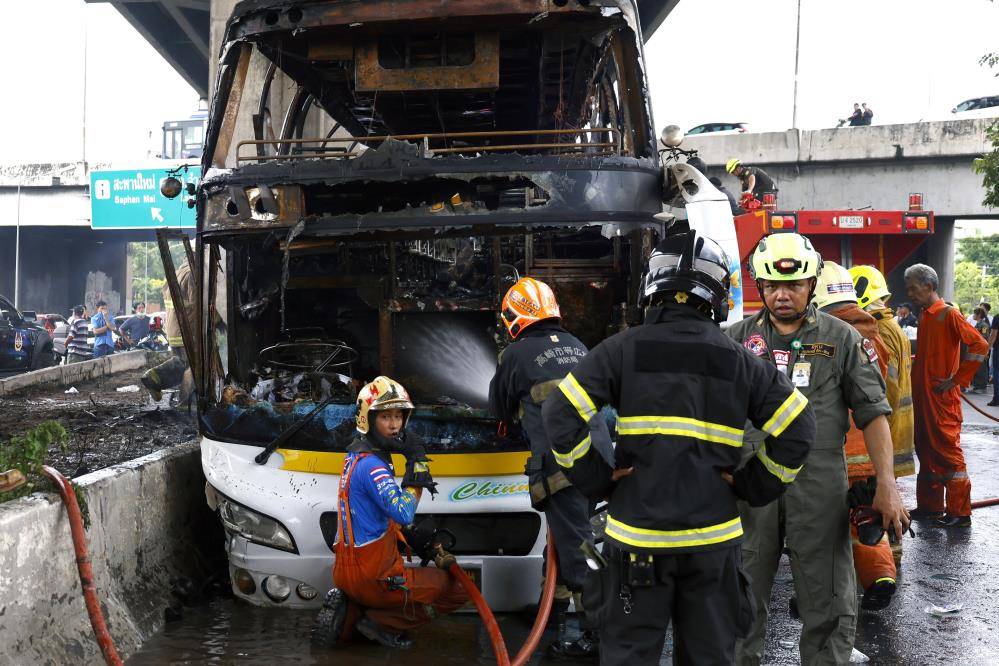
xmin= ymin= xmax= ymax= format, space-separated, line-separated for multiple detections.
xmin=0 ymin=350 xmax=155 ymax=397
xmin=0 ymin=440 xmax=220 ymax=665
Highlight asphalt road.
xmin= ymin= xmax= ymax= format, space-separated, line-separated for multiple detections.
xmin=130 ymin=397 xmax=999 ymax=665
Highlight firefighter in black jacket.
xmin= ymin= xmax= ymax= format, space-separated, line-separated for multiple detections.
xmin=542 ymin=231 xmax=816 ymax=665
xmin=488 ymin=276 xmax=597 ymax=660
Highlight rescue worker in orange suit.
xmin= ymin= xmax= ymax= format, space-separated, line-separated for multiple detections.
xmin=488 ymin=277 xmax=597 ymax=660
xmin=905 ymin=264 xmax=989 ymax=528
xmin=813 ymin=262 xmax=897 ymax=611
xmin=543 ymin=231 xmax=815 ymax=665
xmin=312 ymin=376 xmax=468 ymax=649
xmin=851 ymin=264 xmax=915 ymax=565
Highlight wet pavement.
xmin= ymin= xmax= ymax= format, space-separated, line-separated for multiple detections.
xmin=130 ymin=402 xmax=999 ymax=665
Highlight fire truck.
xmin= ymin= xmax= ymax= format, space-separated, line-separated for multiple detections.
xmin=733 ymin=193 xmax=934 ymax=314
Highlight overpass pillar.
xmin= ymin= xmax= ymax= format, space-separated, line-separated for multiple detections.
xmin=925 ymin=217 xmax=955 ymax=300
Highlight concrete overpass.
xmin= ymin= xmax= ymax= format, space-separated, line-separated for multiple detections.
xmin=684 ymin=119 xmax=998 ymax=299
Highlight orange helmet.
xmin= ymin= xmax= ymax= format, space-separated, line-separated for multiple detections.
xmin=501 ymin=277 xmax=561 ymax=338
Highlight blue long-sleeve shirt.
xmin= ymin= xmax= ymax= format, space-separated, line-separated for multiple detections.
xmin=340 ymin=452 xmax=419 ymax=547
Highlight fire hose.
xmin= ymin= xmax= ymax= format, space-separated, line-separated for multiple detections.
xmin=448 ymin=531 xmax=558 ymax=666
xmin=959 ymin=391 xmax=999 ymax=424
xmin=40 ymin=466 xmax=123 ymax=666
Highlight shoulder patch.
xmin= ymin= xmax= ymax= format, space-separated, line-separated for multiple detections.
xmin=861 ymin=338 xmax=878 ymax=364
xmin=801 ymin=342 xmax=835 ymax=358
xmin=744 ymin=333 xmax=768 ymax=357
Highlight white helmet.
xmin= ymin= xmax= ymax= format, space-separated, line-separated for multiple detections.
xmin=812 ymin=261 xmax=858 ymax=311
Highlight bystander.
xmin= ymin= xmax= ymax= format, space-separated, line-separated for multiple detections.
xmin=65 ymin=305 xmax=92 ymax=363
xmin=91 ymin=301 xmax=117 ymax=359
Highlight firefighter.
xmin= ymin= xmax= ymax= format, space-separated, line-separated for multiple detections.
xmin=725 ymin=158 xmax=777 ymax=202
xmin=904 ymin=264 xmax=989 ymax=528
xmin=312 ymin=376 xmax=467 ymax=649
xmin=542 ymin=230 xmax=815 ymax=665
xmin=488 ymin=277 xmax=597 ymax=660
xmin=813 ymin=262 xmax=897 ymax=612
xmin=141 ymin=259 xmax=194 ymax=403
xmin=727 ymin=233 xmax=908 ymax=665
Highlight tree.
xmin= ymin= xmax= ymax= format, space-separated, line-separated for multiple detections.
xmin=956 ymin=234 xmax=999 ymax=267
xmin=128 ymin=241 xmax=189 ymax=311
xmin=975 ymin=45 xmax=999 ymax=208
xmin=953 ymin=260 xmax=999 ymax=313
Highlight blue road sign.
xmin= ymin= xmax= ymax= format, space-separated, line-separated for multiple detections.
xmin=90 ymin=166 xmax=200 ymax=229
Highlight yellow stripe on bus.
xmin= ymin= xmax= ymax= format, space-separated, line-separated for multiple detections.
xmin=277 ymin=449 xmax=531 ymax=477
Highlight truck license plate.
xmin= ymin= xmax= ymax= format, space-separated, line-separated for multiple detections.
xmin=839 ymin=215 xmax=864 ymax=229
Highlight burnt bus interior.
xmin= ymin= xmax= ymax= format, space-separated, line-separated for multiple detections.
xmin=196 ymin=1 xmax=665 ymax=454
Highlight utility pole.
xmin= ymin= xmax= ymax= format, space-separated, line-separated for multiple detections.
xmin=14 ymin=185 xmax=21 ymax=309
xmin=82 ymin=2 xmax=88 ymax=164
xmin=791 ymin=0 xmax=802 ymax=129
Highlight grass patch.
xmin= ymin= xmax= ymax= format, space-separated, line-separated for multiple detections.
xmin=0 ymin=421 xmax=90 ymax=527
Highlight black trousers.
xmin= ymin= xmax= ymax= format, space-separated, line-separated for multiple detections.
xmin=596 ymin=544 xmax=755 ymax=666
xmin=544 ymin=485 xmax=593 ymax=593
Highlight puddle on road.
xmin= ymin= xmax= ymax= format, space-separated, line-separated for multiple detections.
xmin=128 ymin=598 xmax=568 ymax=665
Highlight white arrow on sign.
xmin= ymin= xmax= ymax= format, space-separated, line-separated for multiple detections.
xmin=151 ymin=207 xmax=164 ymax=223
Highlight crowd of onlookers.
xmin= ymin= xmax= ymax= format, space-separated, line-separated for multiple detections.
xmin=64 ymin=302 xmax=155 ymax=362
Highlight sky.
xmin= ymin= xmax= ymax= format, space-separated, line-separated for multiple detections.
xmin=0 ymin=0 xmax=996 ymax=164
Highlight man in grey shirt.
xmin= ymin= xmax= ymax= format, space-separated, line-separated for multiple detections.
xmin=66 ymin=305 xmax=92 ymax=363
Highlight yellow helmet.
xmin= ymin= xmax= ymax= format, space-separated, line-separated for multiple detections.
xmin=725 ymin=158 xmax=741 ymax=174
xmin=849 ymin=265 xmax=892 ymax=308
xmin=356 ymin=376 xmax=414 ymax=434
xmin=812 ymin=261 xmax=857 ymax=311
xmin=749 ymin=233 xmax=823 ymax=281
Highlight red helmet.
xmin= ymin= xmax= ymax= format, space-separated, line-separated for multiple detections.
xmin=500 ymin=277 xmax=561 ymax=339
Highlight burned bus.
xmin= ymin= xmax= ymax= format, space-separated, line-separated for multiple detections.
xmin=186 ymin=0 xmax=723 ymax=609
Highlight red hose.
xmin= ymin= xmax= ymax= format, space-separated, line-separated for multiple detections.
xmin=960 ymin=392 xmax=999 ymax=424
xmin=41 ymin=466 xmax=123 ymax=666
xmin=448 ymin=530 xmax=560 ymax=666
xmin=972 ymin=497 xmax=999 ymax=510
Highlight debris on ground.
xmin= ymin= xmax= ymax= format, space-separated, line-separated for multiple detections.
xmin=0 ymin=369 xmax=197 ymax=479
xmin=850 ymin=647 xmax=871 ymax=663
xmin=924 ymin=604 xmax=963 ymax=617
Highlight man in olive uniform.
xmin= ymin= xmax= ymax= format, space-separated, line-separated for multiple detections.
xmin=728 ymin=233 xmax=909 ymax=665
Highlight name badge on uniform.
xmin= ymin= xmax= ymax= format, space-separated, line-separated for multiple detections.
xmin=791 ymin=362 xmax=811 ymax=388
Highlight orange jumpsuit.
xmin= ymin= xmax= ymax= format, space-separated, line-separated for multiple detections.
xmin=828 ymin=304 xmax=897 ymax=591
xmin=912 ymin=300 xmax=989 ymax=517
xmin=333 ymin=452 xmax=468 ymax=634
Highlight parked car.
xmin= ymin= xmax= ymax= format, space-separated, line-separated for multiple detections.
xmin=951 ymin=96 xmax=999 ymax=118
xmin=686 ymin=122 xmax=748 ymax=136
xmin=0 ymin=295 xmax=58 ymax=372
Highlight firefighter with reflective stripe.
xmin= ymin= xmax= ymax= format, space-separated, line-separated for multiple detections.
xmin=850 ymin=265 xmax=915 ymax=481
xmin=813 ymin=262 xmax=897 ymax=612
xmin=312 ymin=377 xmax=468 ymax=650
xmin=542 ymin=231 xmax=815 ymax=665
xmin=851 ymin=264 xmax=915 ymax=568
xmin=728 ymin=233 xmax=906 ymax=666
xmin=905 ymin=264 xmax=989 ymax=528
xmin=487 ymin=277 xmax=597 ymax=660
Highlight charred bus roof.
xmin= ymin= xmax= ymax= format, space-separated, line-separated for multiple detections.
xmin=200 ymin=0 xmax=666 ymax=238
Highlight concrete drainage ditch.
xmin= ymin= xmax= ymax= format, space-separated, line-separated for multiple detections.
xmin=0 ymin=440 xmax=221 ymax=665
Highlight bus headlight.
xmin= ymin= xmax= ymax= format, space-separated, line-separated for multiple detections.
xmin=218 ymin=495 xmax=297 ymax=553
xmin=263 ymin=576 xmax=292 ymax=603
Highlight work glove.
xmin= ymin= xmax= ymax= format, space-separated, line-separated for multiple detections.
xmin=847 ymin=476 xmax=878 ymax=509
xmin=398 ymin=432 xmax=438 ymax=497
xmin=434 ymin=544 xmax=457 ymax=571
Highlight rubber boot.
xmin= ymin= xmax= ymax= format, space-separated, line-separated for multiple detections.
xmin=311 ymin=588 xmax=348 ymax=648
xmin=547 ymin=595 xmax=599 ymax=661
xmin=861 ymin=578 xmax=897 ymax=611
xmin=355 ymin=615 xmax=414 ymax=649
